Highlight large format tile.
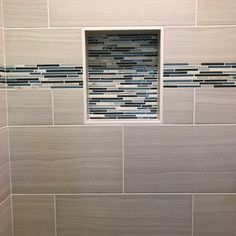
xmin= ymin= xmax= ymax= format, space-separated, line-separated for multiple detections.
xmin=5 ymin=29 xmax=82 ymax=65
xmin=0 ymin=89 xmax=7 ymax=128
xmin=0 ymin=128 xmax=10 ymax=203
xmin=0 ymin=29 xmax=4 ymax=66
xmin=49 ymin=0 xmax=195 ymax=27
xmin=163 ymin=88 xmax=194 ymax=124
xmin=196 ymin=88 xmax=236 ymax=124
xmin=8 ymin=89 xmax=53 ymax=125
xmin=13 ymin=195 xmax=55 ymax=236
xmin=10 ymin=126 xmax=122 ymax=193
xmin=57 ymin=195 xmax=192 ymax=236
xmin=165 ymin=27 xmax=236 ymax=63
xmin=53 ymin=89 xmax=84 ymax=125
xmin=3 ymin=0 xmax=48 ymax=28
xmin=194 ymin=194 xmax=236 ymax=236
xmin=0 ymin=197 xmax=12 ymax=236
xmin=125 ymin=126 xmax=236 ymax=193
xmin=198 ymin=0 xmax=236 ymax=25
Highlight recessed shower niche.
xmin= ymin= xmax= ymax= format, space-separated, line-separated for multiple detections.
xmin=83 ymin=27 xmax=163 ymax=122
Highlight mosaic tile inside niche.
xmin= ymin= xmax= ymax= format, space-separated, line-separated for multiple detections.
xmin=87 ymin=32 xmax=159 ymax=120
xmin=164 ymin=63 xmax=236 ymax=88
xmin=4 ymin=64 xmax=83 ymax=88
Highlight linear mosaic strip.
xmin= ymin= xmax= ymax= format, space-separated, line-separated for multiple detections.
xmin=87 ymin=32 xmax=159 ymax=120
xmin=164 ymin=63 xmax=236 ymax=88
xmin=2 ymin=64 xmax=83 ymax=88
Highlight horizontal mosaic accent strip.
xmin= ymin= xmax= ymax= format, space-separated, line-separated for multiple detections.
xmin=164 ymin=63 xmax=236 ymax=88
xmin=2 ymin=64 xmax=83 ymax=88
xmin=87 ymin=32 xmax=159 ymax=120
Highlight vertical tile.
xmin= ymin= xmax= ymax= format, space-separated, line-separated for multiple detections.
xmin=196 ymin=88 xmax=236 ymax=124
xmin=125 ymin=126 xmax=236 ymax=193
xmin=194 ymin=194 xmax=236 ymax=236
xmin=10 ymin=126 xmax=122 ymax=193
xmin=57 ymin=195 xmax=192 ymax=236
xmin=0 ymin=197 xmax=12 ymax=236
xmin=0 ymin=89 xmax=7 ymax=127
xmin=5 ymin=29 xmax=82 ymax=65
xmin=0 ymin=29 xmax=4 ymax=66
xmin=49 ymin=0 xmax=195 ymax=26
xmin=163 ymin=88 xmax=193 ymax=124
xmin=3 ymin=0 xmax=48 ymax=28
xmin=13 ymin=195 xmax=55 ymax=236
xmin=53 ymin=89 xmax=84 ymax=125
xmin=198 ymin=0 xmax=236 ymax=25
xmin=165 ymin=27 xmax=236 ymax=63
xmin=0 ymin=128 xmax=10 ymax=203
xmin=8 ymin=89 xmax=53 ymax=125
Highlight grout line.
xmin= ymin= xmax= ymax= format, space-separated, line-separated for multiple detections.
xmin=7 ymin=123 xmax=236 ymax=128
xmin=192 ymin=194 xmax=195 ymax=236
xmin=54 ymin=195 xmax=57 ymax=236
xmin=195 ymin=0 xmax=198 ymax=26
xmin=47 ymin=0 xmax=50 ymax=28
xmin=11 ymin=193 xmax=236 ymax=196
xmin=122 ymin=126 xmax=125 ymax=194
xmin=51 ymin=89 xmax=55 ymax=125
xmin=3 ymin=25 xmax=236 ymax=30
xmin=11 ymin=195 xmax=14 ymax=236
xmin=193 ymin=88 xmax=196 ymax=124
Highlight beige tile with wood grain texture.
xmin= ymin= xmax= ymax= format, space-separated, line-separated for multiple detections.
xmin=0 ymin=128 xmax=10 ymax=203
xmin=13 ymin=195 xmax=55 ymax=236
xmin=57 ymin=195 xmax=192 ymax=236
xmin=8 ymin=89 xmax=52 ymax=125
xmin=3 ymin=0 xmax=48 ymax=28
xmin=0 ymin=29 xmax=4 ymax=66
xmin=194 ymin=194 xmax=236 ymax=236
xmin=49 ymin=0 xmax=195 ymax=27
xmin=198 ymin=0 xmax=236 ymax=25
xmin=0 ymin=89 xmax=7 ymax=128
xmin=125 ymin=126 xmax=236 ymax=193
xmin=163 ymin=88 xmax=193 ymax=124
xmin=10 ymin=126 xmax=122 ymax=193
xmin=5 ymin=29 xmax=82 ymax=65
xmin=0 ymin=197 xmax=12 ymax=236
xmin=53 ymin=89 xmax=84 ymax=125
xmin=196 ymin=88 xmax=236 ymax=124
xmin=165 ymin=27 xmax=236 ymax=63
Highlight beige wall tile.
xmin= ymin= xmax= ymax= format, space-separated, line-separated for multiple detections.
xmin=13 ymin=195 xmax=55 ymax=236
xmin=0 ymin=197 xmax=12 ymax=236
xmin=0 ymin=89 xmax=7 ymax=128
xmin=163 ymin=88 xmax=194 ymax=124
xmin=49 ymin=0 xmax=195 ymax=27
xmin=3 ymin=0 xmax=48 ymax=28
xmin=125 ymin=126 xmax=236 ymax=193
xmin=196 ymin=88 xmax=236 ymax=124
xmin=0 ymin=29 xmax=4 ymax=66
xmin=10 ymin=126 xmax=122 ymax=193
xmin=194 ymin=194 xmax=236 ymax=236
xmin=5 ymin=29 xmax=82 ymax=65
xmin=0 ymin=128 xmax=10 ymax=203
xmin=165 ymin=27 xmax=236 ymax=63
xmin=53 ymin=89 xmax=84 ymax=125
xmin=198 ymin=0 xmax=236 ymax=25
xmin=0 ymin=2 xmax=2 ymax=28
xmin=57 ymin=195 xmax=192 ymax=236
xmin=8 ymin=89 xmax=53 ymax=125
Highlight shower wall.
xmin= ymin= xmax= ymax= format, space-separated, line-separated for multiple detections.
xmin=0 ymin=4 xmax=12 ymax=234
xmin=1 ymin=0 xmax=236 ymax=235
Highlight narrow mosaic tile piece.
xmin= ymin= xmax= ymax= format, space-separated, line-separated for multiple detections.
xmin=87 ymin=32 xmax=160 ymax=120
xmin=164 ymin=63 xmax=236 ymax=88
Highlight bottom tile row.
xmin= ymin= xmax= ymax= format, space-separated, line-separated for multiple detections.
xmin=2 ymin=194 xmax=236 ymax=236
